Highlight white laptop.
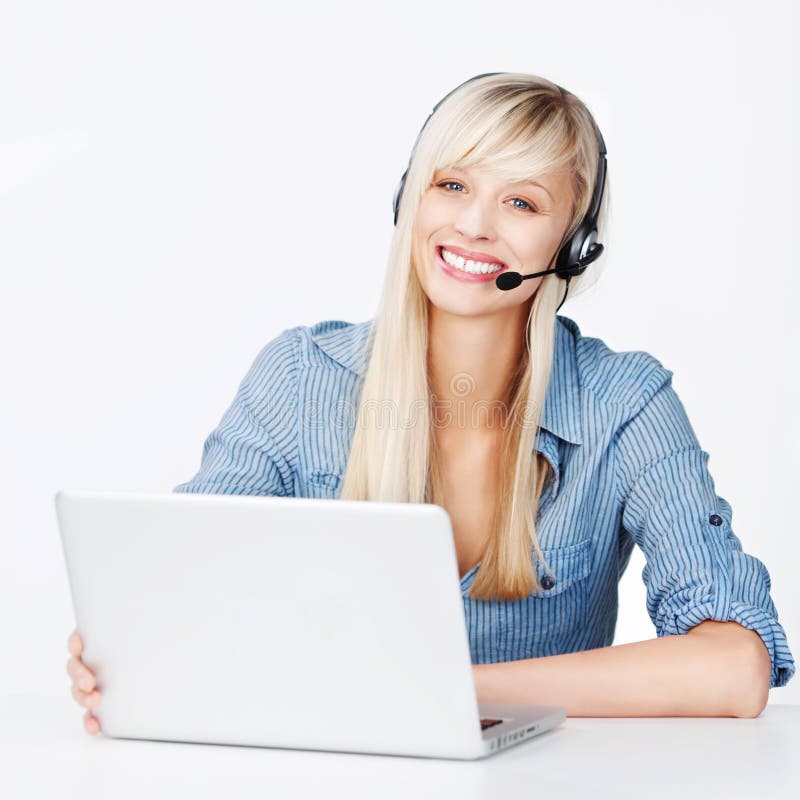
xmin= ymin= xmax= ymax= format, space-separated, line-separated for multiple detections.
xmin=55 ymin=489 xmax=566 ymax=760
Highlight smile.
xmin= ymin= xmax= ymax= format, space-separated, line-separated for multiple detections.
xmin=435 ymin=246 xmax=508 ymax=283
xmin=440 ymin=247 xmax=505 ymax=274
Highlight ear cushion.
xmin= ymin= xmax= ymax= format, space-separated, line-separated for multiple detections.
xmin=556 ymin=219 xmax=598 ymax=277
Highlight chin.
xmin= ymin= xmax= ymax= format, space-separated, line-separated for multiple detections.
xmin=424 ymin=287 xmax=492 ymax=317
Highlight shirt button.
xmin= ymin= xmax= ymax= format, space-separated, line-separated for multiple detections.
xmin=541 ymin=575 xmax=556 ymax=590
xmin=709 ymin=514 xmax=723 ymax=526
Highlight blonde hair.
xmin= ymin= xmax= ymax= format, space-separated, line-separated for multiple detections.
xmin=339 ymin=73 xmax=611 ymax=600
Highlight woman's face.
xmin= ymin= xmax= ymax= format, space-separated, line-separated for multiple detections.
xmin=412 ymin=164 xmax=575 ymax=317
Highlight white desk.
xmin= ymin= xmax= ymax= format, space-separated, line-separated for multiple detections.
xmin=2 ymin=695 xmax=797 ymax=799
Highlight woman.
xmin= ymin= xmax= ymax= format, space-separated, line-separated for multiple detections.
xmin=67 ymin=72 xmax=794 ymax=734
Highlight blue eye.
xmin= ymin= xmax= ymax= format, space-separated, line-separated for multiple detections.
xmin=435 ymin=181 xmax=538 ymax=213
xmin=511 ymin=198 xmax=534 ymax=211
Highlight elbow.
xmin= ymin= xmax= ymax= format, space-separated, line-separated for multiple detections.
xmin=688 ymin=620 xmax=771 ymax=717
xmin=733 ymin=690 xmax=768 ymax=719
xmin=730 ymin=635 xmax=772 ymax=718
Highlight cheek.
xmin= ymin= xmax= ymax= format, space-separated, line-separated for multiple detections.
xmin=411 ymin=235 xmax=431 ymax=286
xmin=511 ymin=226 xmax=564 ymax=269
xmin=415 ymin=194 xmax=450 ymax=232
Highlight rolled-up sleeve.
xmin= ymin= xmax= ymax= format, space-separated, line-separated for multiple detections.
xmin=173 ymin=327 xmax=301 ymax=497
xmin=614 ymin=369 xmax=795 ymax=689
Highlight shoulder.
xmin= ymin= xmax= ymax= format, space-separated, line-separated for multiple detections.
xmin=558 ymin=315 xmax=674 ymax=415
xmin=301 ymin=318 xmax=374 ymax=376
xmin=246 ymin=318 xmax=373 ymax=382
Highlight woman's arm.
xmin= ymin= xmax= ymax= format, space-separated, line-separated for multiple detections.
xmin=474 ymin=369 xmax=790 ymax=718
xmin=473 ymin=619 xmax=772 ymax=718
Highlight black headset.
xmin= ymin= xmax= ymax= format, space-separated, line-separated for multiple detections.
xmin=391 ymin=72 xmax=607 ymax=311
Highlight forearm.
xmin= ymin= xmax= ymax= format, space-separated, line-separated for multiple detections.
xmin=473 ymin=623 xmax=769 ymax=718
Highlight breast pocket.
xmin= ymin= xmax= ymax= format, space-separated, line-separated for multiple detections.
xmin=304 ymin=469 xmax=342 ymax=499
xmin=496 ymin=537 xmax=592 ymax=660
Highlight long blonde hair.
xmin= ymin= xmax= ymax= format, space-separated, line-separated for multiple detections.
xmin=339 ymin=73 xmax=611 ymax=600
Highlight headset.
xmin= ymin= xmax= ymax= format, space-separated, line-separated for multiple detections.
xmin=391 ymin=72 xmax=607 ymax=311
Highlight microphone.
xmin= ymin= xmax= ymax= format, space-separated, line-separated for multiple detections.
xmin=495 ymin=244 xmax=605 ymax=291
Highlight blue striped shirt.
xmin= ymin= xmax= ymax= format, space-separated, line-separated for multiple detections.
xmin=173 ymin=315 xmax=795 ymax=688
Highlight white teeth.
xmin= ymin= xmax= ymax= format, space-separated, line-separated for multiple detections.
xmin=440 ymin=247 xmax=503 ymax=274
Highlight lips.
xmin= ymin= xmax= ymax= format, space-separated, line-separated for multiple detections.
xmin=435 ymin=246 xmax=508 ymax=283
xmin=439 ymin=244 xmax=507 ymax=267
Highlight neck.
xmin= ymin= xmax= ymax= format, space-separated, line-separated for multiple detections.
xmin=427 ymin=302 xmax=531 ymax=435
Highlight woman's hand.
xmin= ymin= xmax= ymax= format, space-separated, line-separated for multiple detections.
xmin=66 ymin=629 xmax=102 ymax=735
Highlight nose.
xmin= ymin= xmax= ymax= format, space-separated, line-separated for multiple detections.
xmin=452 ymin=195 xmax=497 ymax=241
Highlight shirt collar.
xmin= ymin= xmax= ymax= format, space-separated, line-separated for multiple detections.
xmin=310 ymin=315 xmax=583 ymax=447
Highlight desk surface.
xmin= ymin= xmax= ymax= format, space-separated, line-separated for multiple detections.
xmin=2 ymin=695 xmax=797 ymax=799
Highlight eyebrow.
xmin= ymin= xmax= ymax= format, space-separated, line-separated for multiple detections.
xmin=509 ymin=179 xmax=554 ymax=202
xmin=441 ymin=166 xmax=554 ymax=202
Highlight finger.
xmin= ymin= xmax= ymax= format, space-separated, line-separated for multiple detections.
xmin=66 ymin=656 xmax=96 ymax=692
xmin=66 ymin=654 xmax=96 ymax=689
xmin=71 ymin=682 xmax=101 ymax=709
xmin=67 ymin=630 xmax=83 ymax=656
xmin=71 ymin=682 xmax=89 ymax=707
xmin=83 ymin=710 xmax=100 ymax=735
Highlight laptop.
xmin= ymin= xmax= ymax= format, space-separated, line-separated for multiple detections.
xmin=55 ymin=489 xmax=566 ymax=760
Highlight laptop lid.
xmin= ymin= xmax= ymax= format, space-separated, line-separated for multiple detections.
xmin=56 ymin=489 xmax=492 ymax=759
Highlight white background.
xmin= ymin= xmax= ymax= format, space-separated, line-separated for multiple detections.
xmin=2 ymin=0 xmax=797 ymax=711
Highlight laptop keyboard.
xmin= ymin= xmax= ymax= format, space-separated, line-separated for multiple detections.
xmin=480 ymin=717 xmax=503 ymax=731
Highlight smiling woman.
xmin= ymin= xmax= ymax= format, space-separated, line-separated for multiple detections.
xmin=173 ymin=73 xmax=793 ymax=716
xmin=67 ymin=72 xmax=794 ymax=730
xmin=347 ymin=73 xmax=609 ymax=602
